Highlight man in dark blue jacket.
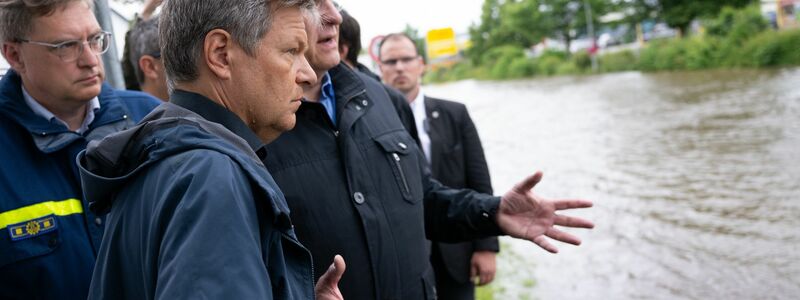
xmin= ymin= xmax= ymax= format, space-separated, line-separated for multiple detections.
xmin=78 ymin=1 xmax=344 ymax=299
xmin=264 ymin=1 xmax=596 ymax=299
xmin=0 ymin=1 xmax=160 ymax=299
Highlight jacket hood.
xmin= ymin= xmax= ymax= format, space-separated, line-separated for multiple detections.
xmin=77 ymin=102 xmax=288 ymax=218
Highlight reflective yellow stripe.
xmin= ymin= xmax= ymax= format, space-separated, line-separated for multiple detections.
xmin=0 ymin=199 xmax=83 ymax=229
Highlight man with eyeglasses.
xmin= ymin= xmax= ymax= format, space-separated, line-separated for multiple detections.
xmin=265 ymin=0 xmax=595 ymax=299
xmin=380 ymin=32 xmax=498 ymax=300
xmin=127 ymin=16 xmax=168 ymax=101
xmin=0 ymin=1 xmax=160 ymax=299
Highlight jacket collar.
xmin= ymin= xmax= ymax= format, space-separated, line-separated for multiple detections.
xmin=328 ymin=62 xmax=367 ymax=111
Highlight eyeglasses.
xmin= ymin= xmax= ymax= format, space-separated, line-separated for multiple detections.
xmin=381 ymin=56 xmax=419 ymax=67
xmin=18 ymin=31 xmax=111 ymax=62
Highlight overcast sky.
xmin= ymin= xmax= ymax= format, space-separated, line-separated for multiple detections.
xmin=337 ymin=0 xmax=485 ymax=48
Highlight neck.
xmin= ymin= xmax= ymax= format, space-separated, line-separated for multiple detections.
xmin=142 ymin=82 xmax=168 ymax=102
xmin=22 ymin=83 xmax=89 ymax=131
xmin=406 ymin=85 xmax=421 ymax=103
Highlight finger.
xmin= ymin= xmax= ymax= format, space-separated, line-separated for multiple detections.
xmin=318 ymin=255 xmax=346 ymax=288
xmin=486 ymin=271 xmax=496 ymax=284
xmin=514 ymin=171 xmax=543 ymax=192
xmin=470 ymin=263 xmax=478 ymax=279
xmin=545 ymin=227 xmax=582 ymax=245
xmin=554 ymin=215 xmax=595 ymax=229
xmin=533 ymin=235 xmax=558 ymax=253
xmin=479 ymin=273 xmax=489 ymax=286
xmin=482 ymin=272 xmax=494 ymax=285
xmin=553 ymin=199 xmax=593 ymax=210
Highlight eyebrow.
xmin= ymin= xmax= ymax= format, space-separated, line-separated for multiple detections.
xmin=44 ymin=30 xmax=104 ymax=44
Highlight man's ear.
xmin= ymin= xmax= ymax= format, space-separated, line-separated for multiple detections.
xmin=2 ymin=42 xmax=26 ymax=74
xmin=138 ymin=55 xmax=159 ymax=80
xmin=203 ymin=29 xmax=235 ymax=80
xmin=338 ymin=44 xmax=348 ymax=62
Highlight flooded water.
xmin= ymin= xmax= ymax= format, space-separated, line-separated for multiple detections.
xmin=426 ymin=68 xmax=800 ymax=300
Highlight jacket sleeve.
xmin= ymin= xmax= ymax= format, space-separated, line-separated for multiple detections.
xmin=458 ymin=105 xmax=500 ymax=252
xmin=422 ymin=163 xmax=504 ymax=243
xmin=154 ymin=153 xmax=274 ymax=299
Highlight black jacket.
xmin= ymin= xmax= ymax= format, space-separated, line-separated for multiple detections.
xmin=78 ymin=92 xmax=314 ymax=299
xmin=265 ymin=63 xmax=503 ymax=300
xmin=425 ymin=96 xmax=500 ymax=284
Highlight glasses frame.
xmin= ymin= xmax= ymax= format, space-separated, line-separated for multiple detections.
xmin=17 ymin=31 xmax=112 ymax=62
xmin=380 ymin=55 xmax=421 ymax=67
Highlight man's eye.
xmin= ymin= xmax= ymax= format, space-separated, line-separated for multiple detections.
xmin=56 ymin=41 xmax=79 ymax=51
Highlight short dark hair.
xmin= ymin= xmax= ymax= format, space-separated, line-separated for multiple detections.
xmin=128 ymin=17 xmax=160 ymax=85
xmin=0 ymin=0 xmax=94 ymax=43
xmin=377 ymin=32 xmax=418 ymax=61
xmin=338 ymin=9 xmax=361 ymax=65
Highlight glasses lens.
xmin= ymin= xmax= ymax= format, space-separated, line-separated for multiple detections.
xmin=92 ymin=32 xmax=111 ymax=55
xmin=55 ymin=41 xmax=82 ymax=62
xmin=58 ymin=32 xmax=110 ymax=62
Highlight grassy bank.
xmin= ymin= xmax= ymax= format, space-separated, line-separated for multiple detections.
xmin=426 ymin=6 xmax=800 ymax=83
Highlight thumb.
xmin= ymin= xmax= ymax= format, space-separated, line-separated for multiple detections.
xmin=514 ymin=171 xmax=543 ymax=192
xmin=317 ymin=255 xmax=346 ymax=289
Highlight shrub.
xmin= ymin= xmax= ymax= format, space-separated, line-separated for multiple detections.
xmin=599 ymin=50 xmax=638 ymax=73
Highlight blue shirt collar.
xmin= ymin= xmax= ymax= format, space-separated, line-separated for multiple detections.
xmin=319 ymin=72 xmax=337 ymax=125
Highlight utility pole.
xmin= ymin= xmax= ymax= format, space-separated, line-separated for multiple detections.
xmin=583 ymin=0 xmax=598 ymax=71
xmin=95 ymin=0 xmax=124 ymax=89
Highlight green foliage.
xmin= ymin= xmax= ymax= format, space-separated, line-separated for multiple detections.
xmin=536 ymin=50 xmax=569 ymax=76
xmin=705 ymin=5 xmax=767 ymax=42
xmin=476 ymin=284 xmax=496 ymax=300
xmin=598 ymin=50 xmax=638 ymax=72
xmin=661 ymin=0 xmax=756 ymax=35
xmin=739 ymin=29 xmax=800 ymax=67
xmin=431 ymin=4 xmax=798 ymax=83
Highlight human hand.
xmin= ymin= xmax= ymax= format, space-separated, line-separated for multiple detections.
xmin=496 ymin=171 xmax=594 ymax=253
xmin=141 ymin=0 xmax=164 ymax=20
xmin=470 ymin=251 xmax=497 ymax=286
xmin=315 ymin=255 xmax=346 ymax=300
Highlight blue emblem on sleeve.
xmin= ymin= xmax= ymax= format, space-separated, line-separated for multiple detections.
xmin=8 ymin=215 xmax=58 ymax=241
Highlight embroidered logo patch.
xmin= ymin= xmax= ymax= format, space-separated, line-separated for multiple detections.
xmin=8 ymin=215 xmax=57 ymax=241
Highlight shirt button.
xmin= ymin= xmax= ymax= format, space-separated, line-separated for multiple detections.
xmin=48 ymin=237 xmax=58 ymax=248
xmin=95 ymin=217 xmax=103 ymax=226
xmin=398 ymin=142 xmax=407 ymax=150
xmin=353 ymin=192 xmax=365 ymax=204
xmin=361 ymin=99 xmax=368 ymax=106
xmin=355 ymin=105 xmax=362 ymax=111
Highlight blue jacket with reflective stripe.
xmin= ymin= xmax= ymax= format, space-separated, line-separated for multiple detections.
xmin=0 ymin=70 xmax=159 ymax=300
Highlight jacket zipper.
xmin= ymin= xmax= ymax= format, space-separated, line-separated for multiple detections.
xmin=392 ymin=153 xmax=411 ymax=195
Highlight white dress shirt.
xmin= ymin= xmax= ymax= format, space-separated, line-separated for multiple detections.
xmin=409 ymin=89 xmax=431 ymax=162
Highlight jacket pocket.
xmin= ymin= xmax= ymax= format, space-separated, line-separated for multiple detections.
xmin=0 ymin=215 xmax=61 ymax=268
xmin=374 ymin=132 xmax=424 ymax=204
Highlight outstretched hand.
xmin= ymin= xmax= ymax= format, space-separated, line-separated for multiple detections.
xmin=496 ymin=171 xmax=594 ymax=253
xmin=315 ymin=255 xmax=346 ymax=300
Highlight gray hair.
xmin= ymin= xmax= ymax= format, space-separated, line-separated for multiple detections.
xmin=159 ymin=0 xmax=316 ymax=85
xmin=0 ymin=0 xmax=94 ymax=43
xmin=128 ymin=16 xmax=160 ymax=85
